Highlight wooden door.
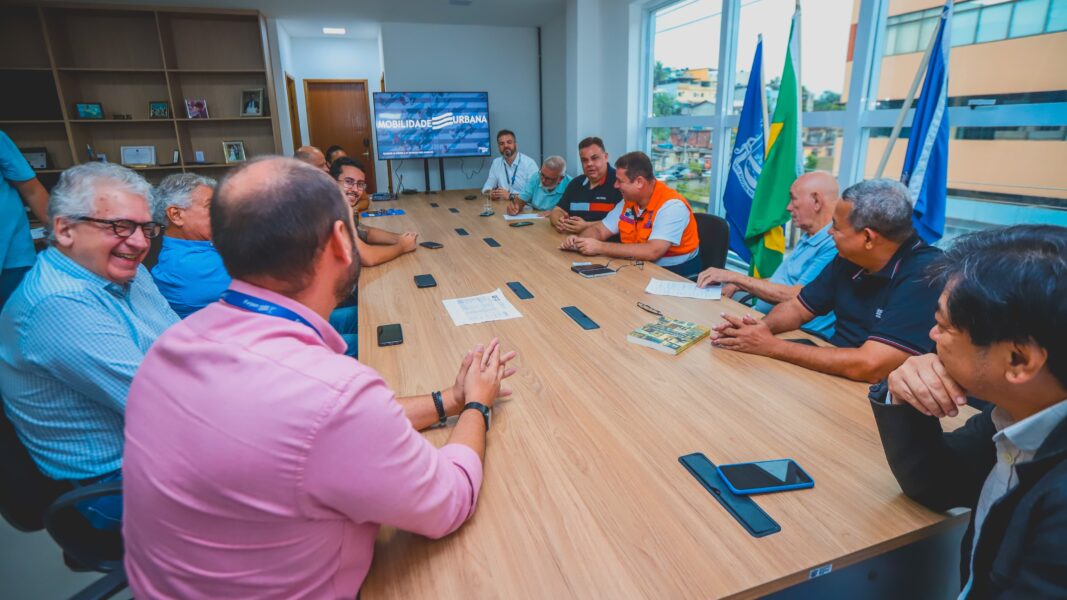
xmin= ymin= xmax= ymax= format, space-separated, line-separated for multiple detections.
xmin=304 ymin=79 xmax=376 ymax=193
xmin=285 ymin=73 xmax=300 ymax=152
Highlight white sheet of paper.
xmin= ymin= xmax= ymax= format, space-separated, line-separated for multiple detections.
xmin=503 ymin=213 xmax=546 ymax=221
xmin=443 ymin=288 xmax=523 ymax=326
xmin=644 ymin=278 xmax=722 ymax=300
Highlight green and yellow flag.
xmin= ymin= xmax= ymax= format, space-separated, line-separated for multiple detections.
xmin=746 ymin=5 xmax=801 ymax=278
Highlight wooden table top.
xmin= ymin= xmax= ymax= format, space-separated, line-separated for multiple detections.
xmin=357 ymin=190 xmax=966 ymax=599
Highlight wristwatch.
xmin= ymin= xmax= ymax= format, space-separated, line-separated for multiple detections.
xmin=462 ymin=402 xmax=492 ymax=431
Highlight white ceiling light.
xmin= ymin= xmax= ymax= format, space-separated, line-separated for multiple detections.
xmin=322 ymin=27 xmax=346 ymax=35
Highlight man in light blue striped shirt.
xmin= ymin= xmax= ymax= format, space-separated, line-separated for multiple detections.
xmin=0 ymin=162 xmax=177 ymax=529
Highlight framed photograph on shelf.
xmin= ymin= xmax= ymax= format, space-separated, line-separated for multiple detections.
xmin=185 ymin=99 xmax=209 ymax=119
xmin=19 ymin=147 xmax=50 ymax=170
xmin=149 ymin=101 xmax=171 ymax=119
xmin=240 ymin=88 xmax=264 ymax=117
xmin=120 ymin=145 xmax=156 ymax=167
xmin=74 ymin=102 xmax=104 ymax=120
xmin=222 ymin=140 xmax=246 ymax=164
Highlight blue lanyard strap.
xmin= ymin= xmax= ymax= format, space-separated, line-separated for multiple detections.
xmin=220 ymin=290 xmax=324 ymax=341
xmin=504 ymin=158 xmax=519 ymax=187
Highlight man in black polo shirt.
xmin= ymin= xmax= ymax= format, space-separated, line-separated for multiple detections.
xmin=710 ymin=178 xmax=942 ymax=383
xmin=550 ymin=137 xmax=622 ymax=234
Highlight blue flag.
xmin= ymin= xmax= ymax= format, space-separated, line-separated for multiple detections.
xmin=722 ymin=40 xmax=767 ymax=263
xmin=902 ymin=1 xmax=952 ymax=244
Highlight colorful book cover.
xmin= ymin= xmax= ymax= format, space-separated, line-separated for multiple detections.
xmin=627 ymin=316 xmax=710 ymax=356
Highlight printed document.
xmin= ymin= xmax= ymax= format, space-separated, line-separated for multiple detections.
xmin=443 ymin=288 xmax=524 ymax=326
xmin=645 ymin=278 xmax=722 ymax=301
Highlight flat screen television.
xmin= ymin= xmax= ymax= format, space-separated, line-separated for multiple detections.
xmin=373 ymin=91 xmax=491 ymax=160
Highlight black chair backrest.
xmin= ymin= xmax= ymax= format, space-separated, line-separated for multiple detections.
xmin=0 ymin=402 xmax=71 ymax=531
xmin=694 ymin=213 xmax=729 ymax=270
xmin=142 ymin=234 xmax=163 ymax=271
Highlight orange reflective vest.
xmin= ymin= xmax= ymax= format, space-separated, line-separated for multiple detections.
xmin=618 ymin=181 xmax=700 ymax=257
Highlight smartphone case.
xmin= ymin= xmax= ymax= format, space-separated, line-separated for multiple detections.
xmin=678 ymin=453 xmax=781 ymax=538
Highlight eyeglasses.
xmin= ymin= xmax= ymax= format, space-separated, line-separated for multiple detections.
xmin=340 ymin=177 xmax=367 ymax=191
xmin=75 ymin=217 xmax=165 ymax=239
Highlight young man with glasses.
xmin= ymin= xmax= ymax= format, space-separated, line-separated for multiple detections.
xmin=507 ymin=155 xmax=570 ymax=216
xmin=330 ymin=157 xmax=418 ymax=267
xmin=0 ymin=162 xmax=177 ymax=530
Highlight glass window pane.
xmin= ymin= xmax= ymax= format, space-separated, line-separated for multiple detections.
xmin=650 ymin=0 xmax=722 ymax=118
xmin=884 ymin=24 xmax=899 ymax=55
xmin=865 ymin=130 xmax=1067 ymax=243
xmin=1049 ymin=0 xmax=1067 ymax=31
xmin=918 ymin=16 xmax=939 ymax=50
xmin=803 ymin=128 xmax=842 ymax=175
xmin=951 ymin=7 xmax=980 ymax=46
xmin=894 ymin=21 xmax=921 ymax=54
xmin=976 ymin=3 xmax=1012 ymax=43
xmin=649 ymin=127 xmax=714 ymax=212
xmin=1010 ymin=0 xmax=1050 ymax=37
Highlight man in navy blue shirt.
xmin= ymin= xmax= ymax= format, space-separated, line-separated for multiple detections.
xmin=711 ymin=179 xmax=942 ymax=383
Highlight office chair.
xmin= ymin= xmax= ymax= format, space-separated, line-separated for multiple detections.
xmin=1 ymin=403 xmax=127 ymax=599
xmin=691 ymin=213 xmax=730 ymax=279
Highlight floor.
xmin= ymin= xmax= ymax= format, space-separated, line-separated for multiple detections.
xmin=0 ymin=519 xmax=119 ymax=599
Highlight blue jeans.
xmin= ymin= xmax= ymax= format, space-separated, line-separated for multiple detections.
xmin=72 ymin=470 xmax=123 ymax=531
xmin=329 ymin=305 xmax=358 ymax=357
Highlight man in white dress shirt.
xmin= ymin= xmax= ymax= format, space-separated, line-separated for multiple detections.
xmin=481 ymin=129 xmax=538 ymax=203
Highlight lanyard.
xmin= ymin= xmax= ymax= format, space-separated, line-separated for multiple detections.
xmin=220 ymin=290 xmax=324 ymax=341
xmin=504 ymin=158 xmax=519 ymax=187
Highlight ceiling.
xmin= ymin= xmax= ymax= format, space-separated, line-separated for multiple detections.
xmin=44 ymin=0 xmax=567 ymax=38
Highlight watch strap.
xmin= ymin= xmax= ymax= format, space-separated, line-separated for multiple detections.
xmin=432 ymin=391 xmax=447 ymax=427
xmin=462 ymin=402 xmax=491 ymax=431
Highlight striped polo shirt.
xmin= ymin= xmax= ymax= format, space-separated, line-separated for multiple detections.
xmin=0 ymin=246 xmax=178 ymax=480
xmin=554 ymin=166 xmax=623 ymax=221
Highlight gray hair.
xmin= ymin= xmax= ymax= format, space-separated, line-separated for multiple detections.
xmin=48 ymin=162 xmax=153 ymax=242
xmin=841 ymin=178 xmax=915 ymax=243
xmin=153 ymin=173 xmax=216 ymax=221
xmin=543 ymin=155 xmax=566 ymax=174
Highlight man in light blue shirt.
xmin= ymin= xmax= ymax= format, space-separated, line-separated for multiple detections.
xmin=0 ymin=162 xmax=177 ymax=529
xmin=697 ymin=171 xmax=839 ymax=340
xmin=151 ymin=173 xmax=229 ymax=318
xmin=0 ymin=130 xmax=50 ymax=310
xmin=507 ymin=155 xmax=571 ymax=215
xmin=481 ymin=129 xmax=538 ymax=201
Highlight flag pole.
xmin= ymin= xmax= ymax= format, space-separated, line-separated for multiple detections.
xmin=758 ymin=34 xmax=769 ymax=146
xmin=874 ymin=23 xmax=938 ymax=178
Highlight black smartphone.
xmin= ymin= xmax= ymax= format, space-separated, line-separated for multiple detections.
xmin=678 ymin=453 xmax=781 ymax=538
xmin=420 ymin=241 xmax=443 ymax=249
xmin=483 ymin=237 xmax=501 ymax=248
xmin=376 ymin=323 xmax=403 ymax=346
xmin=506 ymin=281 xmax=534 ymax=299
xmin=509 ymin=221 xmax=534 ymax=228
xmin=716 ymin=459 xmax=814 ymax=495
xmin=562 ymin=306 xmax=599 ymax=330
xmin=430 ymin=202 xmax=439 ymax=207
xmin=455 ymin=228 xmax=469 ymax=236
xmin=414 ymin=274 xmax=437 ymax=288
xmin=448 ymin=208 xmax=460 ymax=214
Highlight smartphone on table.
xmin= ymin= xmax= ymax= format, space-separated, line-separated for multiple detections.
xmin=716 ymin=459 xmax=814 ymax=495
xmin=376 ymin=323 xmax=403 ymax=347
xmin=414 ymin=274 xmax=437 ymax=288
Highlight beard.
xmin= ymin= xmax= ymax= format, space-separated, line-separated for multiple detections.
xmin=333 ymin=231 xmax=361 ymax=304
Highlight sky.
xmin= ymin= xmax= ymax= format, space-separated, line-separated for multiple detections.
xmin=653 ymin=0 xmax=855 ymax=96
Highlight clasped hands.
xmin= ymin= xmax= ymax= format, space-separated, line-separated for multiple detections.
xmin=709 ymin=312 xmax=778 ymax=355
xmin=559 ymin=235 xmax=602 ymax=256
xmin=448 ymin=338 xmax=519 ymax=413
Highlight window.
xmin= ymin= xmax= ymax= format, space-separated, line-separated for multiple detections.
xmin=886 ymin=0 xmax=1066 ymax=56
xmin=649 ymin=127 xmax=714 ymax=211
xmin=1009 ymin=0 xmax=1051 ymax=37
xmin=1049 ymin=0 xmax=1067 ymax=31
xmin=650 ymin=0 xmax=722 ymax=118
xmin=952 ymin=4 xmax=980 ymax=45
xmin=975 ymin=2 xmax=1012 ymax=43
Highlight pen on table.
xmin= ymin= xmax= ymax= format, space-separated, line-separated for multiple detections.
xmin=637 ymin=302 xmax=662 ymax=316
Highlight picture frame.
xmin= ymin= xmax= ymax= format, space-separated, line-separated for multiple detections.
xmin=120 ymin=145 xmax=156 ymax=167
xmin=184 ymin=98 xmax=209 ymax=119
xmin=222 ymin=140 xmax=246 ymax=164
xmin=240 ymin=88 xmax=264 ymax=117
xmin=148 ymin=101 xmax=171 ymax=119
xmin=74 ymin=102 xmax=104 ymax=120
xmin=19 ymin=147 xmax=50 ymax=170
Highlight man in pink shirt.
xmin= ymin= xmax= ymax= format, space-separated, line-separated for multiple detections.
xmin=122 ymin=156 xmax=516 ymax=598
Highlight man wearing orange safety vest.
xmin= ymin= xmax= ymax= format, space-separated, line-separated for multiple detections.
xmin=561 ymin=151 xmax=701 ymax=278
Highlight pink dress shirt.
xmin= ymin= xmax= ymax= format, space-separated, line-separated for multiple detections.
xmin=122 ymin=280 xmax=482 ymax=598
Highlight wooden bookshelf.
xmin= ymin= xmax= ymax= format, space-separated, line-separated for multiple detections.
xmin=0 ymin=5 xmax=281 ymax=184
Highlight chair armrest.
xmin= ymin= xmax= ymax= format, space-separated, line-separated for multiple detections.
xmin=735 ymin=293 xmax=755 ymax=306
xmin=46 ymin=481 xmax=123 ymax=519
xmin=45 ymin=480 xmax=124 ymax=573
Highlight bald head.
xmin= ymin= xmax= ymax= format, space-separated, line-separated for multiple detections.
xmin=787 ymin=171 xmax=840 ymax=235
xmin=212 ymin=156 xmax=351 ymax=292
xmin=294 ymin=146 xmax=328 ymax=173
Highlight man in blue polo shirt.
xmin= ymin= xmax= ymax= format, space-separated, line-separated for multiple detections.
xmin=550 ymin=137 xmax=622 ymax=234
xmin=507 ymin=155 xmax=570 ymax=215
xmin=697 ymin=171 xmax=839 ymax=340
xmin=0 ymin=130 xmax=50 ymax=311
xmin=710 ymin=178 xmax=942 ymax=383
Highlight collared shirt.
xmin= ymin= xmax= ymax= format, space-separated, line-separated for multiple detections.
xmin=518 ymin=172 xmax=571 ymax=211
xmin=122 ymin=280 xmax=483 ymax=598
xmin=959 ymin=400 xmax=1067 ymax=599
xmin=0 ymin=130 xmax=37 ymax=270
xmin=797 ymin=235 xmax=942 ymax=353
xmin=555 ymin=166 xmax=623 ymax=222
xmin=0 ymin=247 xmax=178 ymax=480
xmin=755 ymin=222 xmax=838 ymax=340
xmin=151 ymin=236 xmax=232 ymax=318
xmin=481 ymin=152 xmax=538 ymax=194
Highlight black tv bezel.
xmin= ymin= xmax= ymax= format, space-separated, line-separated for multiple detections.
xmin=372 ymin=91 xmax=491 ymax=161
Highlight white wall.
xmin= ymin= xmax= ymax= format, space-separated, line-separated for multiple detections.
xmin=540 ymin=13 xmax=568 ymax=169
xmin=266 ymin=19 xmax=295 ymax=156
xmin=381 ymin=22 xmax=542 ymax=192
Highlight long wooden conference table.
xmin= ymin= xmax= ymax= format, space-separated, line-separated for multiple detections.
xmin=358 ymin=190 xmax=967 ymax=599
